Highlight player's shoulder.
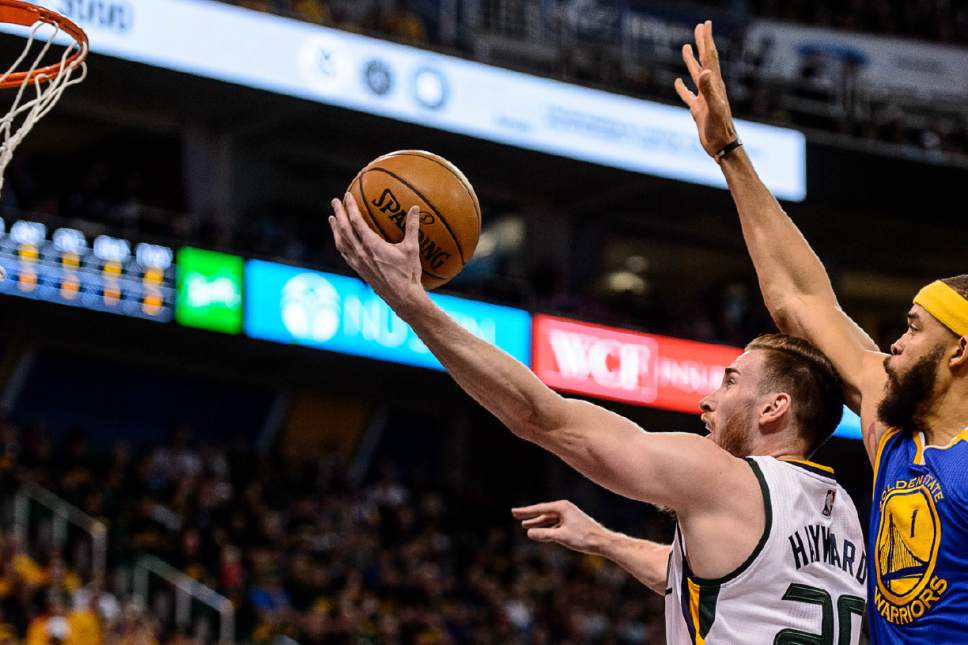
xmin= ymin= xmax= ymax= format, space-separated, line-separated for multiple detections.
xmin=921 ymin=429 xmax=968 ymax=498
xmin=755 ymin=457 xmax=859 ymax=504
xmin=658 ymin=432 xmax=748 ymax=474
xmin=751 ymin=455 xmax=837 ymax=483
xmin=755 ymin=458 xmax=864 ymax=535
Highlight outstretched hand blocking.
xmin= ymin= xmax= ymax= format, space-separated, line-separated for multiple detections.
xmin=674 ymin=20 xmax=738 ymax=160
xmin=329 ymin=193 xmax=425 ymax=313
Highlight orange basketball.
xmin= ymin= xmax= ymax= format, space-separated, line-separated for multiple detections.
xmin=348 ymin=150 xmax=481 ymax=290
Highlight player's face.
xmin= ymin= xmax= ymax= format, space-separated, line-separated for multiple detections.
xmin=699 ymin=351 xmax=764 ymax=457
xmin=880 ymin=305 xmax=952 ymax=430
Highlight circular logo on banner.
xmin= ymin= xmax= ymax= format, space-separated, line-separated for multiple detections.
xmin=281 ymin=273 xmax=341 ymax=342
xmin=412 ymin=67 xmax=449 ymax=110
xmin=298 ymin=35 xmax=354 ymax=96
xmin=364 ymin=59 xmax=394 ymax=96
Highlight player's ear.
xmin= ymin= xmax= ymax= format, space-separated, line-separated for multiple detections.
xmin=759 ymin=392 xmax=791 ymax=428
xmin=950 ymin=335 xmax=968 ymax=371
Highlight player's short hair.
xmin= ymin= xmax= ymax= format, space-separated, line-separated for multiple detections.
xmin=745 ymin=334 xmax=844 ymax=456
xmin=940 ymin=274 xmax=968 ymax=299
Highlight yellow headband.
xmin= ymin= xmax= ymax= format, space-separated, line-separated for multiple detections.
xmin=913 ymin=281 xmax=968 ymax=338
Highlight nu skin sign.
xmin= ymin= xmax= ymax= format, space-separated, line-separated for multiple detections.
xmin=244 ymin=260 xmax=531 ymax=370
xmin=532 ymin=315 xmax=862 ymax=439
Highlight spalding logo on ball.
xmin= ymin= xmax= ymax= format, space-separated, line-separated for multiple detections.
xmin=348 ymin=150 xmax=481 ymax=290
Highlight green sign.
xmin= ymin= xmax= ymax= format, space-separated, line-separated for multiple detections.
xmin=175 ymin=247 xmax=244 ymax=334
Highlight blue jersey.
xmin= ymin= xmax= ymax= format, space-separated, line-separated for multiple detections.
xmin=869 ymin=427 xmax=968 ymax=643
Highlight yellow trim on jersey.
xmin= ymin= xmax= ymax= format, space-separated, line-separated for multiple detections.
xmin=872 ymin=427 xmax=901 ymax=497
xmin=913 ymin=432 xmax=926 ymax=466
xmin=778 ymin=458 xmax=835 ymax=474
xmin=920 ymin=427 xmax=968 ymax=460
xmin=687 ymin=578 xmax=705 ymax=645
xmin=914 ymin=280 xmax=968 ymax=337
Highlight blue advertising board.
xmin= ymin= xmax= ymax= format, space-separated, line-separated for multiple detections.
xmin=245 ymin=260 xmax=532 ymax=370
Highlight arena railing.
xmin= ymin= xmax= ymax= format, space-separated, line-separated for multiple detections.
xmin=133 ymin=555 xmax=235 ymax=644
xmin=13 ymin=481 xmax=108 ymax=581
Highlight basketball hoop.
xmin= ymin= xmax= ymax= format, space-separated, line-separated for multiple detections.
xmin=0 ymin=0 xmax=87 ymax=194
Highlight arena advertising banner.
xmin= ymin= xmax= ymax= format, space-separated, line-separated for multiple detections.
xmin=17 ymin=0 xmax=805 ymax=200
xmin=0 ymin=217 xmax=174 ymax=321
xmin=175 ymin=247 xmax=244 ymax=334
xmin=531 ymin=314 xmax=862 ymax=439
xmin=746 ymin=20 xmax=968 ymax=102
xmin=244 ymin=260 xmax=532 ymax=370
xmin=532 ymin=314 xmax=741 ymax=413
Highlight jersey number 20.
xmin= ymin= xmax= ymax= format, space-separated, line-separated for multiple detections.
xmin=774 ymin=583 xmax=865 ymax=645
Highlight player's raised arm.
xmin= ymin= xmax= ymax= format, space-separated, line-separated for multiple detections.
xmin=675 ymin=21 xmax=889 ymax=458
xmin=328 ymin=194 xmax=755 ymax=517
xmin=512 ymin=500 xmax=671 ymax=595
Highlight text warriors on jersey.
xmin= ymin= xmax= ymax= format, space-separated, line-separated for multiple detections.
xmin=874 ymin=472 xmax=947 ymax=625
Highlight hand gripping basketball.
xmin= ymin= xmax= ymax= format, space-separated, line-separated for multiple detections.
xmin=346 ymin=150 xmax=481 ymax=290
xmin=329 ymin=192 xmax=426 ymax=313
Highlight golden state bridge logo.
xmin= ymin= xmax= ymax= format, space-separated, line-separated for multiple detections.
xmin=874 ymin=483 xmax=947 ymax=624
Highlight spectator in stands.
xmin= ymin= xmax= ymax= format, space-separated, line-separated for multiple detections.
xmin=292 ymin=0 xmax=331 ymax=24
xmin=72 ymin=577 xmax=121 ymax=635
xmin=112 ymin=602 xmax=160 ymax=645
xmin=375 ymin=0 xmax=427 ymax=43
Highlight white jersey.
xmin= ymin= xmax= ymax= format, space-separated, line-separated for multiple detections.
xmin=665 ymin=456 xmax=867 ymax=645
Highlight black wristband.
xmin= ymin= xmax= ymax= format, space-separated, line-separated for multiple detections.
xmin=715 ymin=139 xmax=743 ymax=160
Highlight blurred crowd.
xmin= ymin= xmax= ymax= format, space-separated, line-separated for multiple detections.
xmin=223 ymin=0 xmax=968 ymax=46
xmin=749 ymin=0 xmax=968 ymax=44
xmin=229 ymin=0 xmax=429 ymax=43
xmin=0 ymin=423 xmax=668 ymax=643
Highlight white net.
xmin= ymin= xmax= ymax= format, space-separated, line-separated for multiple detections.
xmin=0 ymin=18 xmax=86 ymax=195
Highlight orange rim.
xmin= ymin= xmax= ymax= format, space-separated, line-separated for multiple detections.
xmin=0 ymin=0 xmax=87 ymax=89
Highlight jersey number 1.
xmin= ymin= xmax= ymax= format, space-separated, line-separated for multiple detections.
xmin=773 ymin=583 xmax=865 ymax=645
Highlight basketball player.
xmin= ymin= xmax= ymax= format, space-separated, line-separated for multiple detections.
xmin=329 ymin=198 xmax=867 ymax=642
xmin=511 ymin=347 xmax=868 ymax=643
xmin=675 ymin=21 xmax=968 ymax=642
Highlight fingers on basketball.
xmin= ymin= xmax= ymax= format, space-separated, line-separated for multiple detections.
xmin=343 ymin=192 xmax=382 ymax=247
xmin=328 ymin=201 xmax=354 ymax=260
xmin=404 ymin=206 xmax=421 ymax=251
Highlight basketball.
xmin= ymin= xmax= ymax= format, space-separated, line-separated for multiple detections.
xmin=348 ymin=150 xmax=481 ymax=290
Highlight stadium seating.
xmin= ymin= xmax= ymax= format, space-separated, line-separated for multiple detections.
xmin=0 ymin=424 xmax=667 ymax=643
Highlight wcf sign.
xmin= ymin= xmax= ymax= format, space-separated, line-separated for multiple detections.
xmin=532 ymin=315 xmax=743 ymax=414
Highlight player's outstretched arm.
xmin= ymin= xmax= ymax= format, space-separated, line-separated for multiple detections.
xmin=329 ymin=194 xmax=755 ymax=514
xmin=513 ymin=500 xmax=670 ymax=595
xmin=675 ymin=22 xmax=888 ymax=458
